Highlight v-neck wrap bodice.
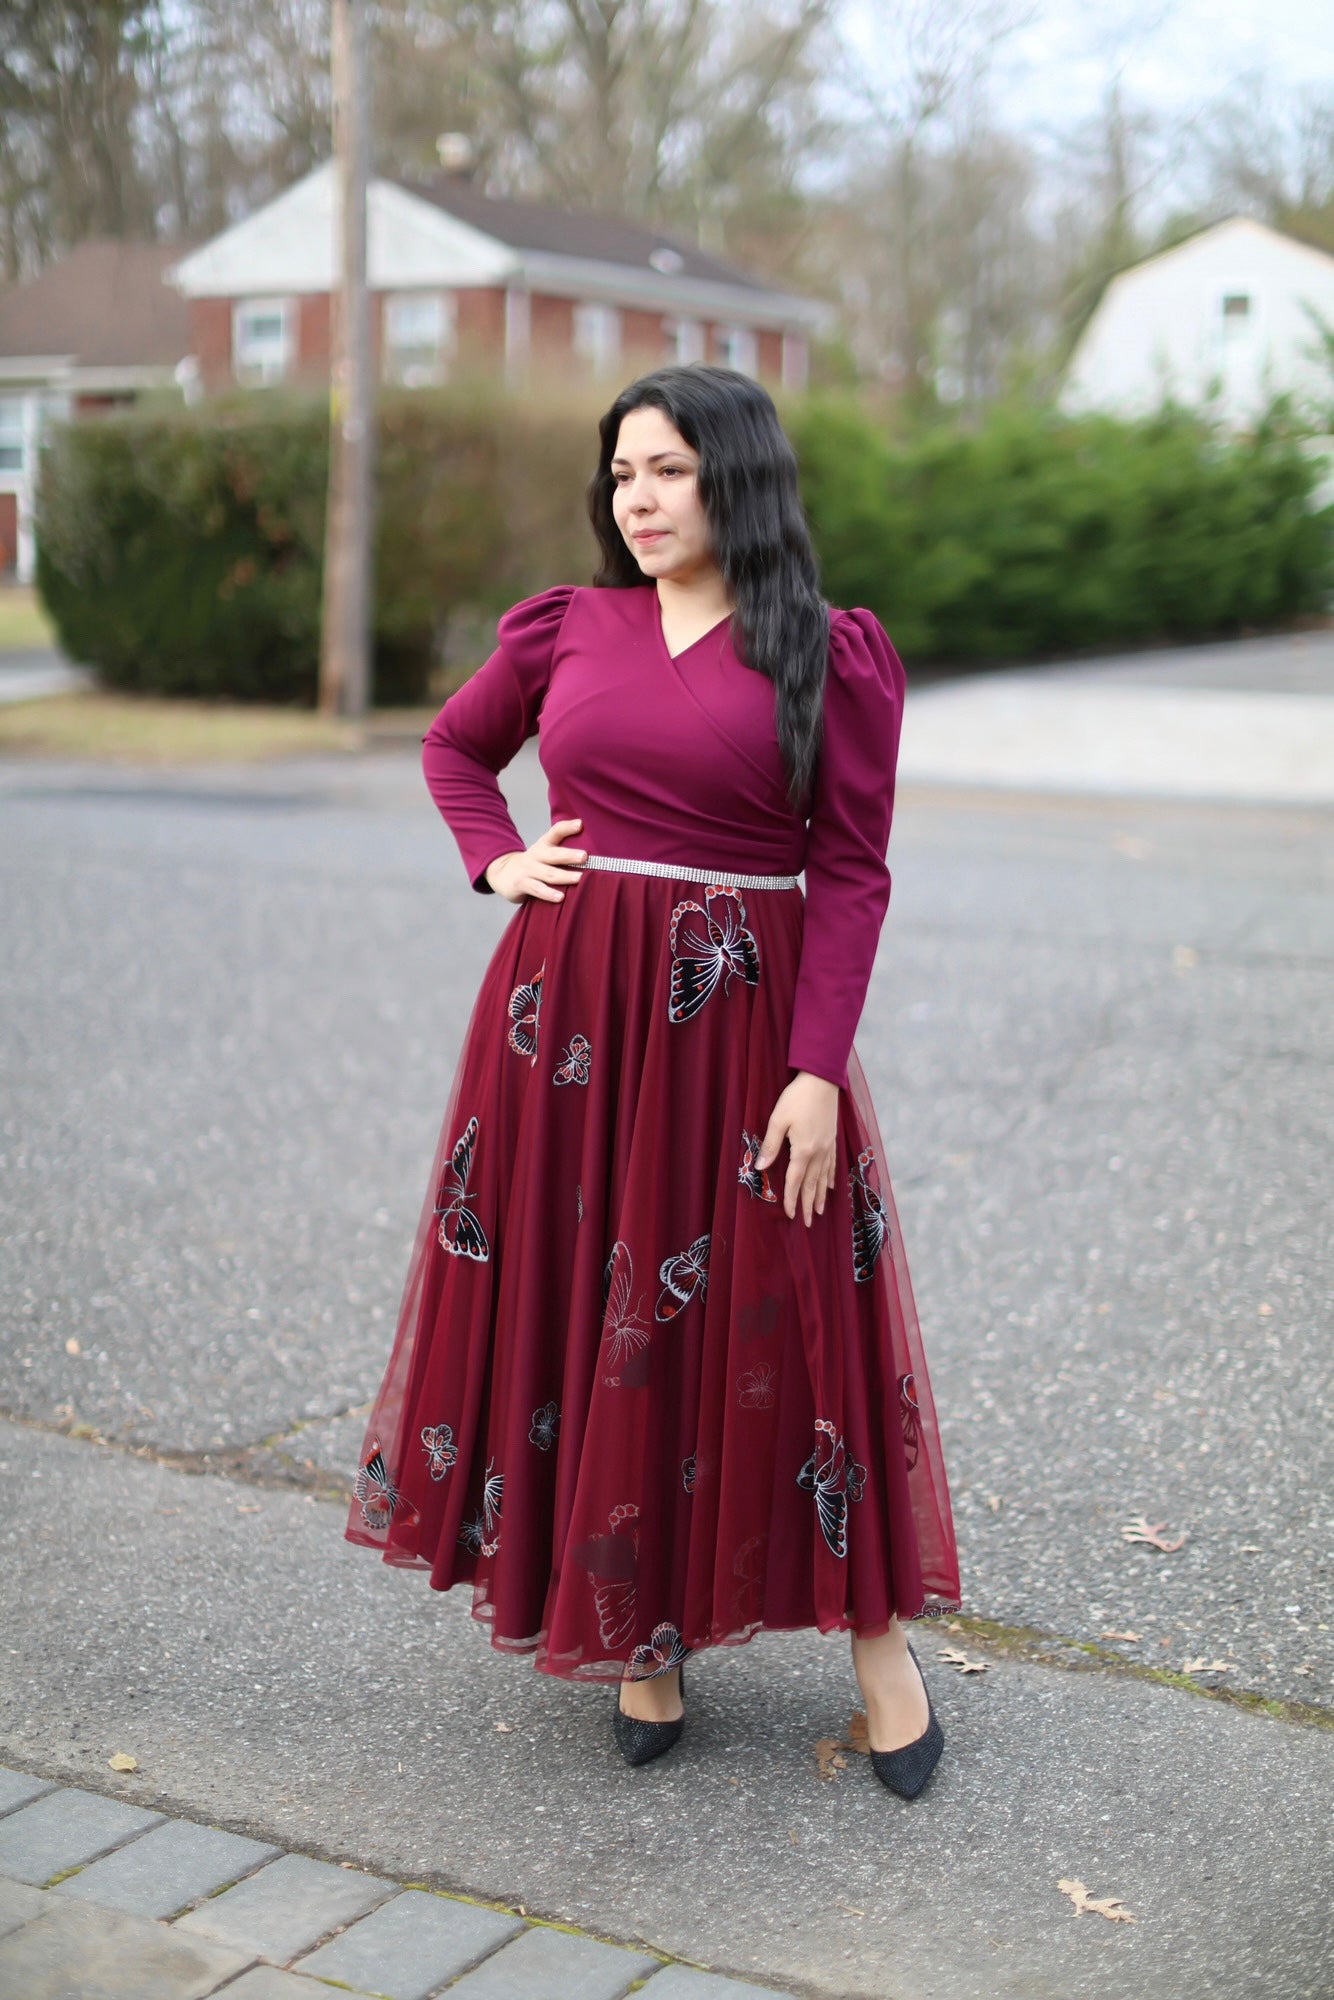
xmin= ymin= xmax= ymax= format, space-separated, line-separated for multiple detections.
xmin=421 ymin=582 xmax=906 ymax=1090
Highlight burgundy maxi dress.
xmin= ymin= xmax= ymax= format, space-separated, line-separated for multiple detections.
xmin=345 ymin=581 xmax=961 ymax=1682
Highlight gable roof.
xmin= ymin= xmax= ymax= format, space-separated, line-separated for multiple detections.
xmin=395 ymin=173 xmax=770 ymax=295
xmin=1105 ymin=212 xmax=1334 ymax=288
xmin=0 ymin=239 xmax=192 ymax=367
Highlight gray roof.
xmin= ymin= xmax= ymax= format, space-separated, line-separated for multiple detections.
xmin=0 ymin=239 xmax=192 ymax=365
xmin=395 ymin=174 xmax=770 ymax=294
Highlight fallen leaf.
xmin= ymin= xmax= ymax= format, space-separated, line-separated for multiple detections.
xmin=107 ymin=1753 xmax=138 ymax=1773
xmin=236 ymin=1504 xmax=261 ymax=1515
xmin=1100 ymin=1631 xmax=1141 ymax=1642
xmin=788 ymin=1830 xmax=800 ymax=1846
xmin=1121 ymin=1514 xmax=1187 ymax=1553
xmin=837 ymin=1901 xmax=867 ymax=1918
xmin=1181 ymin=1657 xmax=1233 ymax=1675
xmin=844 ymin=1711 xmax=871 ymax=1756
xmin=986 ymin=1495 xmax=1002 ymax=1513
xmin=65 ymin=1338 xmax=81 ymax=1356
xmin=940 ymin=1646 xmax=988 ymax=1674
xmin=1058 ymin=1877 xmax=1137 ymax=1924
xmin=493 ymin=1721 xmax=515 ymax=1733
xmin=814 ymin=1737 xmax=848 ymax=1780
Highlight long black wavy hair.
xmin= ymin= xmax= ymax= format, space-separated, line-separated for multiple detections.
xmin=586 ymin=364 xmax=829 ymax=814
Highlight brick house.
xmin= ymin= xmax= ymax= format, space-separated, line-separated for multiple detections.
xmin=0 ymin=240 xmax=192 ymax=579
xmin=167 ymin=160 xmax=829 ymax=397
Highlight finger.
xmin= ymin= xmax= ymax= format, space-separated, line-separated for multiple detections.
xmin=754 ymin=1118 xmax=787 ymax=1173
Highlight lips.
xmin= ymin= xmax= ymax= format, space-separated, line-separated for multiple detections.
xmin=634 ymin=531 xmax=668 ymax=543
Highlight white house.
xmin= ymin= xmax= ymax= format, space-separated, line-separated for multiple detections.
xmin=167 ymin=160 xmax=830 ymax=398
xmin=0 ymin=240 xmax=192 ymax=580
xmin=1061 ymin=216 xmax=1334 ymax=428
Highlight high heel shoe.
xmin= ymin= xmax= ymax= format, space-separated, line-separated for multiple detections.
xmin=613 ymin=1658 xmax=686 ymax=1766
xmin=869 ymin=1640 xmax=944 ymax=1800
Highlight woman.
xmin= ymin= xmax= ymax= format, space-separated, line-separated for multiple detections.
xmin=346 ymin=364 xmax=961 ymax=1799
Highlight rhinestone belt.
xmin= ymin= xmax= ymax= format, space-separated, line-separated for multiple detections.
xmin=576 ymin=853 xmax=799 ymax=890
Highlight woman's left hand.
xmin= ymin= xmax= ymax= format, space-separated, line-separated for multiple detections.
xmin=755 ymin=1073 xmax=840 ymax=1226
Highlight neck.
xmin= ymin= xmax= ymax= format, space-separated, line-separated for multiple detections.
xmin=655 ymin=569 xmax=733 ymax=623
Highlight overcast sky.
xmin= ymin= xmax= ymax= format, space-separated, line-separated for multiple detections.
xmin=841 ymin=0 xmax=1334 ymax=134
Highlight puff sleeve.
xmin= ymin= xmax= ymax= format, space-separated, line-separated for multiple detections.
xmin=787 ymin=608 xmax=906 ymax=1091
xmin=421 ymin=584 xmax=577 ymax=894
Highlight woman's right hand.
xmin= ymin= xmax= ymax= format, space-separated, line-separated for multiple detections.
xmin=484 ymin=818 xmax=587 ymax=904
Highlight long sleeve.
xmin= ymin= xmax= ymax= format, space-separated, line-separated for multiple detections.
xmin=421 ymin=584 xmax=577 ymax=894
xmin=786 ymin=608 xmax=906 ymax=1091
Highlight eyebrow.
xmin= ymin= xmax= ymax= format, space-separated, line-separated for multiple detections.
xmin=609 ymin=450 xmax=692 ymax=467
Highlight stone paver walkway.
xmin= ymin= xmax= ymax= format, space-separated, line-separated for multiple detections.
xmin=0 ymin=1765 xmax=792 ymax=2000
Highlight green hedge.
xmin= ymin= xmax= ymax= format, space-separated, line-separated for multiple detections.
xmin=786 ymin=395 xmax=1334 ymax=661
xmin=35 ymin=386 xmax=1334 ymax=702
xmin=35 ymin=387 xmax=599 ymax=705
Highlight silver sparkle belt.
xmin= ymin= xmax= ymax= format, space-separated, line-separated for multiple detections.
xmin=575 ymin=853 xmax=800 ymax=890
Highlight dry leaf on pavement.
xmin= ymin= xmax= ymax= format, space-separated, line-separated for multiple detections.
xmin=1121 ymin=1514 xmax=1187 ymax=1552
xmin=1100 ymin=1630 xmax=1142 ymax=1642
xmin=107 ymin=1753 xmax=138 ymax=1773
xmin=814 ymin=1738 xmax=848 ymax=1780
xmin=1181 ymin=1657 xmax=1233 ymax=1675
xmin=844 ymin=1711 xmax=871 ymax=1756
xmin=940 ymin=1646 xmax=988 ymax=1674
xmin=1058 ymin=1877 xmax=1137 ymax=1923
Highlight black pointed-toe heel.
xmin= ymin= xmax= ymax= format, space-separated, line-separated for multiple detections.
xmin=613 ymin=1658 xmax=686 ymax=1766
xmin=869 ymin=1640 xmax=944 ymax=1801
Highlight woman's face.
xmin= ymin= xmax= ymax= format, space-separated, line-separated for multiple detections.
xmin=610 ymin=404 xmax=717 ymax=586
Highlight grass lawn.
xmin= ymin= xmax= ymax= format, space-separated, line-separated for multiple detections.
xmin=0 ymin=586 xmax=56 ymax=652
xmin=0 ymin=688 xmax=440 ymax=763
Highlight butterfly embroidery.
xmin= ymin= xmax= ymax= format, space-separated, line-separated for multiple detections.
xmin=797 ymin=1418 xmax=867 ymax=1559
xmin=434 ymin=1116 xmax=490 ymax=1262
xmin=849 ymin=1145 xmax=890 ymax=1283
xmin=627 ymin=1620 xmax=688 ymax=1680
xmin=506 ymin=961 xmax=545 ymax=1063
xmin=737 ymin=1363 xmax=777 ymax=1410
xmin=667 ymin=885 xmax=760 ymax=1023
xmin=738 ymin=1128 xmax=779 ymax=1202
xmin=900 ymin=1373 xmax=921 ymax=1469
xmin=553 ymin=1032 xmax=592 ymax=1086
xmin=529 ymin=1400 xmax=561 ymax=1451
xmin=354 ymin=1438 xmax=407 ymax=1532
xmin=574 ymin=1503 xmax=640 ymax=1649
xmin=600 ymin=1240 xmax=652 ymax=1385
xmin=420 ymin=1422 xmax=458 ymax=1481
xmin=655 ymin=1231 xmax=710 ymax=1321
xmin=681 ymin=1452 xmax=696 ymax=1493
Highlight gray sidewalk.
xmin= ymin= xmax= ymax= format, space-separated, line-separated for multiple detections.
xmin=0 ymin=1762 xmax=788 ymax=1999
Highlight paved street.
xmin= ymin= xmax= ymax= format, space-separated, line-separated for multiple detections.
xmin=1 ymin=639 xmax=1331 ymax=1998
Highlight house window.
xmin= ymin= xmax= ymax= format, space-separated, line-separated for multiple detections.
xmin=383 ymin=291 xmax=455 ymax=387
xmin=1220 ymin=293 xmax=1253 ymax=342
xmin=0 ymin=398 xmax=23 ymax=473
xmin=233 ymin=298 xmax=293 ymax=385
xmin=716 ymin=325 xmax=757 ymax=376
xmin=572 ymin=301 xmax=622 ymax=377
xmin=664 ymin=317 xmax=706 ymax=365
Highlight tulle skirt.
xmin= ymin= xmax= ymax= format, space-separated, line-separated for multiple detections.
xmin=345 ymin=856 xmax=961 ymax=1682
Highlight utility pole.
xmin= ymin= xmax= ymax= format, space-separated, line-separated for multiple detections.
xmin=319 ymin=0 xmax=374 ymax=719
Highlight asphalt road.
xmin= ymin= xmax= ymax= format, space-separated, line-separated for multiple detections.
xmin=1 ymin=732 xmax=1331 ymax=1997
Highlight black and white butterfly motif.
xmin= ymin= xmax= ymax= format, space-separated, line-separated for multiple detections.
xmin=573 ymin=1502 xmax=640 ymax=1649
xmin=420 ymin=1422 xmax=458 ymax=1481
xmin=655 ymin=1231 xmax=710 ymax=1321
xmin=553 ymin=1033 xmax=592 ymax=1086
xmin=354 ymin=1438 xmax=403 ymax=1532
xmin=737 ymin=1363 xmax=777 ymax=1410
xmin=899 ymin=1372 xmax=921 ymax=1469
xmin=849 ymin=1145 xmax=890 ymax=1283
xmin=506 ymin=961 xmax=545 ymax=1063
xmin=796 ymin=1418 xmax=867 ymax=1560
xmin=627 ymin=1619 xmax=688 ymax=1680
xmin=600 ymin=1239 xmax=652 ymax=1386
xmin=681 ymin=1452 xmax=697 ymax=1493
xmin=667 ymin=886 xmax=760 ymax=1024
xmin=456 ymin=1512 xmax=486 ymax=1554
xmin=738 ymin=1128 xmax=779 ymax=1203
xmin=434 ymin=1116 xmax=490 ymax=1262
xmin=529 ymin=1400 xmax=561 ymax=1451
